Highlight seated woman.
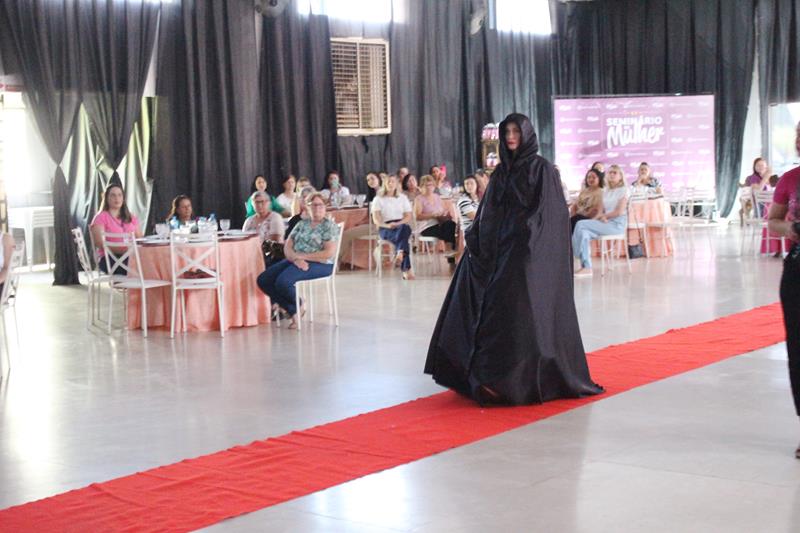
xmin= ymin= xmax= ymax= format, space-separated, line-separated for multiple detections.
xmin=569 ymin=168 xmax=604 ymax=233
xmin=572 ymin=164 xmax=629 ymax=277
xmin=90 ymin=183 xmax=143 ymax=273
xmin=295 ymin=176 xmax=311 ymax=194
xmin=456 ymin=175 xmax=480 ymax=233
xmin=320 ymin=170 xmax=351 ymax=206
xmin=402 ymin=174 xmax=420 ymax=203
xmin=245 ymin=174 xmax=285 ymax=218
xmin=372 ymin=174 xmax=415 ymax=279
xmin=243 ymin=191 xmax=285 ymax=243
xmin=0 ymin=232 xmax=16 ymax=294
xmin=286 ymin=186 xmax=316 ymax=239
xmin=257 ymin=192 xmax=339 ymax=329
xmin=275 ymin=175 xmax=297 ymax=217
xmin=414 ymin=174 xmax=457 ymax=257
xmin=166 ymin=194 xmax=194 ymax=227
xmin=631 ymin=162 xmax=662 ymax=194
xmin=364 ymin=172 xmax=381 ymax=204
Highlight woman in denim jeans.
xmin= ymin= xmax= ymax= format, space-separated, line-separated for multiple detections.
xmin=257 ymin=192 xmax=339 ymax=329
xmin=371 ymin=174 xmax=415 ymax=280
xmin=572 ymin=164 xmax=629 ymax=277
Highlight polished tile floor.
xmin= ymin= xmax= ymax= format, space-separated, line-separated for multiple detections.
xmin=1 ymin=225 xmax=798 ymax=532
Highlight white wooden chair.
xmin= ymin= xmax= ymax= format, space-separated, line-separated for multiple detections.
xmin=354 ymin=217 xmax=380 ymax=271
xmin=597 ymin=232 xmax=631 ymax=275
xmin=294 ymin=222 xmax=345 ymax=330
xmin=169 ymin=231 xmax=225 ymax=338
xmin=102 ymin=231 xmax=171 ymax=337
xmin=1 ymin=246 xmax=24 ymax=362
xmin=72 ymin=227 xmax=119 ymax=328
xmin=751 ymin=189 xmax=784 ymax=256
xmin=627 ymin=193 xmax=650 ymax=258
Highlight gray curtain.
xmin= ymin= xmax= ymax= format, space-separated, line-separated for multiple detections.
xmin=0 ymin=0 xmax=82 ymax=284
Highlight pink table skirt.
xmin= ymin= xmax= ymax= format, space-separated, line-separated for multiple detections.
xmin=760 ymin=228 xmax=792 ymax=254
xmin=592 ymin=198 xmax=674 ymax=258
xmin=127 ymin=236 xmax=271 ymax=332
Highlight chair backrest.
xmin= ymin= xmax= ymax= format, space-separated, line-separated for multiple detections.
xmin=101 ymin=231 xmax=145 ymax=283
xmin=169 ymin=231 xmax=221 ymax=284
xmin=1 ymin=246 xmax=24 ymax=309
xmin=332 ymin=222 xmax=345 ymax=275
xmin=71 ymin=227 xmax=96 ymax=277
xmin=753 ymin=189 xmax=774 ymax=214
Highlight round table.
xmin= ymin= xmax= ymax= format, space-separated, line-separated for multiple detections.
xmin=127 ymin=235 xmax=271 ymax=332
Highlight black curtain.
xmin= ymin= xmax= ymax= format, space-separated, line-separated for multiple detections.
xmin=335 ymin=0 xmax=475 ymax=191
xmin=757 ymin=0 xmax=800 ymax=151
xmin=78 ymin=0 xmax=159 ymax=187
xmin=153 ymin=0 xmax=262 ymax=228
xmin=260 ymin=10 xmax=338 ymax=192
xmin=0 ymin=0 xmax=82 ymax=285
xmin=553 ymin=0 xmax=755 ymax=217
xmin=483 ymin=29 xmax=556 ymax=160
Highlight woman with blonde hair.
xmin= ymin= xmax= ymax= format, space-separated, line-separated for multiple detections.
xmin=372 ymin=174 xmax=414 ymax=279
xmin=572 ymin=164 xmax=629 ymax=277
xmin=414 ymin=174 xmax=457 ymax=256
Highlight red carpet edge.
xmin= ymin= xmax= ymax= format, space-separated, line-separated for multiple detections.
xmin=0 ymin=302 xmax=785 ymax=532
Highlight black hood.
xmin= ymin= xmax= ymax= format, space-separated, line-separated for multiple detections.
xmin=498 ymin=113 xmax=538 ymax=168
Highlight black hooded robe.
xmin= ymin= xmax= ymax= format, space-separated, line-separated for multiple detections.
xmin=424 ymin=114 xmax=603 ymax=405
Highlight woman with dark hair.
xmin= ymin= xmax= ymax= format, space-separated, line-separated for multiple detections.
xmin=364 ymin=172 xmax=381 ymax=204
xmin=631 ymin=162 xmax=662 ymax=194
xmin=569 ymin=168 xmax=604 ymax=233
xmin=276 ymin=175 xmax=297 ymax=216
xmin=167 ymin=195 xmax=194 ymax=225
xmin=320 ymin=170 xmax=351 ymax=206
xmin=745 ymin=157 xmax=770 ymax=189
xmin=424 ymin=113 xmax=603 ymax=405
xmin=90 ymin=183 xmax=142 ymax=272
xmin=402 ymin=173 xmax=420 ymax=202
xmin=245 ymin=174 xmax=285 ymax=218
xmin=767 ymin=121 xmax=800 ymax=459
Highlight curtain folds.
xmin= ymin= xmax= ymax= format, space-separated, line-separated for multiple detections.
xmin=78 ymin=0 xmax=160 ymax=184
xmin=260 ymin=11 xmax=339 ymax=191
xmin=153 ymin=0 xmax=261 ymax=228
xmin=0 ymin=0 xmax=82 ymax=284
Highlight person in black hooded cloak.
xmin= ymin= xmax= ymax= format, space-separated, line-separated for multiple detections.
xmin=424 ymin=113 xmax=603 ymax=405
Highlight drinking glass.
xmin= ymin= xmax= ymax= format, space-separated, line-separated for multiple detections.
xmin=220 ymin=219 xmax=231 ymax=232
xmin=155 ymin=223 xmax=168 ymax=239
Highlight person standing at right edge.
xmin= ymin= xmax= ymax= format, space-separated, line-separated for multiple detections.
xmin=767 ymin=120 xmax=800 ymax=459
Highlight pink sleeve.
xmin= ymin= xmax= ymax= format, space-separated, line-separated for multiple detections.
xmin=91 ymin=211 xmax=110 ymax=228
xmin=774 ymin=173 xmax=793 ymax=205
xmin=127 ymin=215 xmax=140 ymax=232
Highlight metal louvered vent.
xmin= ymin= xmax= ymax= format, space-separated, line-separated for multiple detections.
xmin=331 ymin=38 xmax=391 ymax=136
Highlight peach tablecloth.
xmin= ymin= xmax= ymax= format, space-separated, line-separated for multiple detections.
xmin=591 ymin=198 xmax=673 ymax=258
xmin=329 ymin=207 xmax=370 ymax=230
xmin=127 ymin=236 xmax=270 ymax=332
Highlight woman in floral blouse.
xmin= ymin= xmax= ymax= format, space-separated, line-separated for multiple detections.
xmin=257 ymin=191 xmax=339 ymax=329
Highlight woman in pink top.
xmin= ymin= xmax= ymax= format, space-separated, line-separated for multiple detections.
xmin=414 ymin=175 xmax=457 ymax=258
xmin=768 ymin=120 xmax=800 ymax=459
xmin=90 ymin=183 xmax=142 ymax=272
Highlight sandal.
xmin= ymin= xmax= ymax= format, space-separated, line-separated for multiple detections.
xmin=402 ymin=271 xmax=415 ymax=280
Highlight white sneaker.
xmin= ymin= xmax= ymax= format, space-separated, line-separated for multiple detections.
xmin=574 ymin=268 xmax=593 ymax=278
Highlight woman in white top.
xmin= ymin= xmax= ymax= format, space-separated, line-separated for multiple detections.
xmin=572 ymin=164 xmax=629 ymax=277
xmin=320 ymin=170 xmax=351 ymax=206
xmin=371 ymin=174 xmax=414 ymax=279
xmin=275 ymin=175 xmax=296 ymax=217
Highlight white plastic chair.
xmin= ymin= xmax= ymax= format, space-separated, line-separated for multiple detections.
xmin=169 ymin=231 xmax=225 ymax=338
xmin=1 ymin=246 xmax=24 ymax=362
xmin=354 ymin=216 xmax=380 ymax=271
xmin=294 ymin=222 xmax=345 ymax=330
xmin=597 ymin=233 xmax=631 ymax=275
xmin=102 ymin=231 xmax=171 ymax=337
xmin=72 ymin=227 xmax=120 ymax=328
xmin=750 ymin=189 xmax=784 ymax=256
xmin=627 ymin=193 xmax=650 ymax=258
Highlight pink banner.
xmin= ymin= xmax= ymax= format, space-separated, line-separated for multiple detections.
xmin=554 ymin=94 xmax=715 ymax=190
